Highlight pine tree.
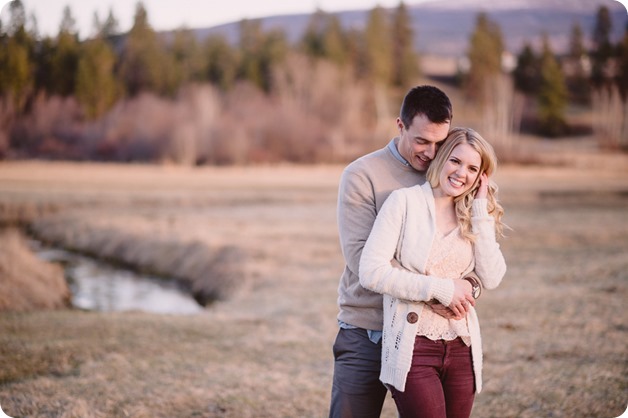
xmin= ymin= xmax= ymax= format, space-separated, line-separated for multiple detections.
xmin=49 ymin=5 xmax=80 ymax=97
xmin=237 ymin=19 xmax=287 ymax=92
xmin=170 ymin=28 xmax=204 ymax=85
xmin=76 ymin=37 xmax=119 ymax=118
xmin=322 ymin=15 xmax=348 ymax=67
xmin=364 ymin=6 xmax=392 ymax=85
xmin=119 ymin=2 xmax=173 ymax=96
xmin=202 ymin=35 xmax=238 ymax=90
xmin=512 ymin=42 xmax=539 ymax=95
xmin=301 ymin=9 xmax=327 ymax=58
xmin=591 ymin=6 xmax=614 ymax=89
xmin=0 ymin=0 xmax=34 ymax=110
xmin=616 ymin=22 xmax=628 ymax=100
xmin=567 ymin=22 xmax=590 ymax=103
xmin=391 ymin=2 xmax=418 ymax=88
xmin=465 ymin=13 xmax=504 ymax=101
xmin=75 ymin=14 xmax=120 ymax=119
xmin=538 ymin=35 xmax=568 ymax=137
xmin=301 ymin=10 xmax=348 ymax=66
xmin=101 ymin=8 xmax=120 ymax=39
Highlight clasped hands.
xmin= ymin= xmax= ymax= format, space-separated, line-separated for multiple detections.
xmin=389 ymin=259 xmax=475 ymax=320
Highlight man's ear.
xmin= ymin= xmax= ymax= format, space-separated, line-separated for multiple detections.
xmin=396 ymin=118 xmax=404 ymax=132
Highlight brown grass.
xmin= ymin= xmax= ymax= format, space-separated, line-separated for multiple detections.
xmin=0 ymin=156 xmax=627 ymax=417
xmin=0 ymin=228 xmax=70 ymax=312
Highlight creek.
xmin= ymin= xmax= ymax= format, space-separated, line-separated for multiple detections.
xmin=30 ymin=240 xmax=203 ymax=315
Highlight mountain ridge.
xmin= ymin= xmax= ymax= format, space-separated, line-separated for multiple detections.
xmin=182 ymin=0 xmax=627 ymax=57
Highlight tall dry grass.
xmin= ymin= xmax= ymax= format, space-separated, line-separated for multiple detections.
xmin=0 ymin=228 xmax=70 ymax=312
xmin=30 ymin=215 xmax=246 ymax=305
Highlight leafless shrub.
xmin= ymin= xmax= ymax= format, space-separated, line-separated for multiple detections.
xmin=273 ymin=53 xmax=377 ymax=161
xmin=592 ymin=86 xmax=628 ymax=150
xmin=0 ymin=228 xmax=70 ymax=312
xmin=10 ymin=93 xmax=84 ymax=159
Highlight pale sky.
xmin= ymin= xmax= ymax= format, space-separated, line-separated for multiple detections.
xmin=0 ymin=0 xmax=423 ymax=39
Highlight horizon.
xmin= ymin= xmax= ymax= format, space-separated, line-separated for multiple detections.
xmin=0 ymin=0 xmax=419 ymax=40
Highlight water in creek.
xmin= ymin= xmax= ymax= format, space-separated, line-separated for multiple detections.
xmin=31 ymin=241 xmax=203 ymax=315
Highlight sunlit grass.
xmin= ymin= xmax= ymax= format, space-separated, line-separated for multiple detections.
xmin=0 ymin=160 xmax=626 ymax=417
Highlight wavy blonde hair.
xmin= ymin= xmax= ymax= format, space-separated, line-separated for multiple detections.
xmin=426 ymin=127 xmax=505 ymax=240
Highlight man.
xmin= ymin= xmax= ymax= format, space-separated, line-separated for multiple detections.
xmin=329 ymin=85 xmax=475 ymax=417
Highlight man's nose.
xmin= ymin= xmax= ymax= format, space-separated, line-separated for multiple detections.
xmin=424 ymin=143 xmax=436 ymax=159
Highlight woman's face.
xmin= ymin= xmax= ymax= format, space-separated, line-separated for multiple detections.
xmin=436 ymin=143 xmax=482 ymax=198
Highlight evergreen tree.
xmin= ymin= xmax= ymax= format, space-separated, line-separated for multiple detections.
xmin=390 ymin=2 xmax=418 ymax=88
xmin=0 ymin=0 xmax=33 ymax=110
xmin=345 ymin=28 xmax=368 ymax=79
xmin=617 ymin=23 xmax=628 ymax=100
xmin=512 ymin=42 xmax=539 ymax=95
xmin=119 ymin=2 xmax=173 ymax=96
xmin=50 ymin=5 xmax=80 ymax=96
xmin=465 ymin=12 xmax=504 ymax=101
xmin=364 ymin=6 xmax=392 ymax=85
xmin=202 ymin=35 xmax=239 ymax=90
xmin=75 ymin=15 xmax=120 ymax=118
xmin=257 ymin=29 xmax=287 ymax=92
xmin=301 ymin=9 xmax=327 ymax=58
xmin=238 ymin=19 xmax=287 ymax=92
xmin=567 ymin=22 xmax=590 ymax=103
xmin=170 ymin=28 xmax=204 ymax=85
xmin=322 ymin=15 xmax=348 ymax=67
xmin=0 ymin=37 xmax=32 ymax=110
xmin=537 ymin=35 xmax=568 ymax=137
xmin=238 ymin=19 xmax=264 ymax=88
xmin=590 ymin=6 xmax=614 ymax=88
xmin=301 ymin=10 xmax=347 ymax=66
xmin=76 ymin=37 xmax=119 ymax=118
xmin=100 ymin=8 xmax=120 ymax=39
xmin=6 ymin=0 xmax=26 ymax=36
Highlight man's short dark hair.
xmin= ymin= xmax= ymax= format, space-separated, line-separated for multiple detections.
xmin=399 ymin=85 xmax=453 ymax=128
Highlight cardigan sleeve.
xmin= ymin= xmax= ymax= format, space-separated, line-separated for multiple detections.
xmin=359 ymin=189 xmax=455 ymax=306
xmin=471 ymin=199 xmax=507 ymax=289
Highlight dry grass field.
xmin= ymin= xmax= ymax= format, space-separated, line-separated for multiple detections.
xmin=0 ymin=152 xmax=627 ymax=417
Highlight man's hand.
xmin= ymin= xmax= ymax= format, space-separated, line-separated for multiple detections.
xmin=426 ymin=300 xmax=463 ymax=320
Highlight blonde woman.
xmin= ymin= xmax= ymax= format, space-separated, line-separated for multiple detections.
xmin=359 ymin=127 xmax=507 ymax=418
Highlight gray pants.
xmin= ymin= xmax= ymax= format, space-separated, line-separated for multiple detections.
xmin=329 ymin=327 xmax=388 ymax=418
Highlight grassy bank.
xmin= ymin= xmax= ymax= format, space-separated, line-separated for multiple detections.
xmin=0 ymin=160 xmax=627 ymax=417
xmin=0 ymin=228 xmax=70 ymax=312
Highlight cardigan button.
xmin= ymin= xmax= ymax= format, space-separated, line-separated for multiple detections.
xmin=406 ymin=312 xmax=418 ymax=324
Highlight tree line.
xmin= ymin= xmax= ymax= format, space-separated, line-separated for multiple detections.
xmin=0 ymin=0 xmax=626 ymax=164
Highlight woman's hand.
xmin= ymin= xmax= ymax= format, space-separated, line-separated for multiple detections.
xmin=475 ymin=172 xmax=489 ymax=199
xmin=448 ymin=278 xmax=475 ymax=318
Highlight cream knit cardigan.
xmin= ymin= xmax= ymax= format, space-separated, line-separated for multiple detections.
xmin=359 ymin=182 xmax=506 ymax=394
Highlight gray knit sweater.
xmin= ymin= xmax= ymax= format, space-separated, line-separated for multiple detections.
xmin=336 ymin=139 xmax=424 ymax=331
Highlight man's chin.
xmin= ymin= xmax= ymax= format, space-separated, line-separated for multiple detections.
xmin=411 ymin=160 xmax=430 ymax=172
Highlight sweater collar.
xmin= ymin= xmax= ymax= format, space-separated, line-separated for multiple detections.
xmin=387 ymin=138 xmax=410 ymax=167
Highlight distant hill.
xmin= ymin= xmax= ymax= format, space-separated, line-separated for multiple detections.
xmin=184 ymin=0 xmax=627 ymax=57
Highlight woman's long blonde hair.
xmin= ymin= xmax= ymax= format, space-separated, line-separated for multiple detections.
xmin=426 ymin=127 xmax=505 ymax=240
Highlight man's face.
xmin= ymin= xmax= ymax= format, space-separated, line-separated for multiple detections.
xmin=397 ymin=114 xmax=450 ymax=172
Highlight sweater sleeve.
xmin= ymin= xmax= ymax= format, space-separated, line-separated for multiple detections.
xmin=471 ymin=199 xmax=507 ymax=289
xmin=337 ymin=169 xmax=377 ymax=279
xmin=359 ymin=189 xmax=455 ymax=306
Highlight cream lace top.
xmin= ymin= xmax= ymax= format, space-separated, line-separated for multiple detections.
xmin=416 ymin=226 xmax=472 ymax=345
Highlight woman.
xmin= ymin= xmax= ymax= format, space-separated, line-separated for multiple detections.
xmin=359 ymin=127 xmax=507 ymax=418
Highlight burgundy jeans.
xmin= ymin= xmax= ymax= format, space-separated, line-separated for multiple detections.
xmin=389 ymin=336 xmax=475 ymax=418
